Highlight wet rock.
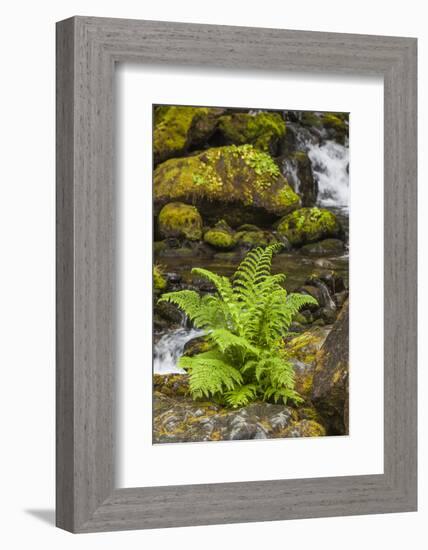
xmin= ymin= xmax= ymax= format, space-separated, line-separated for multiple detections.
xmin=158 ymin=202 xmax=203 ymax=241
xmin=183 ymin=335 xmax=211 ymax=357
xmin=204 ymin=220 xmax=235 ymax=249
xmin=154 ymin=106 xmax=224 ymax=164
xmin=334 ymin=290 xmax=349 ymax=308
xmin=299 ymin=238 xmax=345 ymax=256
xmin=154 ymin=144 xmax=300 ymax=227
xmin=277 ymin=207 xmax=342 ymax=246
xmin=279 ymin=419 xmax=326 ymax=438
xmin=152 ymin=390 xmax=326 ymax=443
xmin=217 ymin=111 xmax=286 ymax=154
xmin=312 ymin=300 xmax=349 ymax=434
xmin=280 ymin=151 xmax=318 ymax=207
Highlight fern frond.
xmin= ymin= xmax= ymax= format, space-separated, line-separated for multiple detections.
xmin=225 ymin=385 xmax=258 ymax=408
xmin=209 ymin=328 xmax=260 ymax=358
xmin=179 ymin=350 xmax=243 ymax=399
xmin=158 ymin=290 xmax=201 ymax=321
xmin=263 ymin=386 xmax=303 ymax=406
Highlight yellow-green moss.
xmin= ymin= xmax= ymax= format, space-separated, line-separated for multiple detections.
xmin=153 ymin=264 xmax=167 ymax=291
xmin=277 ymin=207 xmax=341 ymax=246
xmin=204 ymin=229 xmax=235 ymax=249
xmin=234 ymin=229 xmax=278 ymax=248
xmin=154 ymin=145 xmax=300 ymax=216
xmin=218 ymin=112 xmax=286 ymax=152
xmin=158 ymin=202 xmax=203 ymax=240
xmin=153 ymin=106 xmax=221 ymax=162
xmin=320 ymin=112 xmax=348 ymax=133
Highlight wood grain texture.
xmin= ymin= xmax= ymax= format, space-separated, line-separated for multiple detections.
xmin=56 ymin=16 xmax=417 ymax=533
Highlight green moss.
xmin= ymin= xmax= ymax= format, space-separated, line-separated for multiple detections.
xmin=320 ymin=112 xmax=348 ymax=133
xmin=218 ymin=112 xmax=286 ymax=152
xmin=153 ymin=264 xmax=167 ymax=291
xmin=234 ymin=229 xmax=278 ymax=249
xmin=153 ymin=106 xmax=220 ymax=162
xmin=204 ymin=220 xmax=235 ymax=249
xmin=154 ymin=145 xmax=300 ymax=217
xmin=277 ymin=207 xmax=342 ymax=246
xmin=158 ymin=202 xmax=203 ymax=241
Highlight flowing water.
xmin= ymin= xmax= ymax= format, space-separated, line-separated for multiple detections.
xmin=306 ymin=140 xmax=349 ymax=209
xmin=154 ymin=327 xmax=203 ymax=374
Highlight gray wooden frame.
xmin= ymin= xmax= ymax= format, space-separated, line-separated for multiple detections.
xmin=56 ymin=16 xmax=417 ymax=533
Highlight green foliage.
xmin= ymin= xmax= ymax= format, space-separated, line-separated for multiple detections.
xmin=159 ymin=244 xmax=317 ymax=407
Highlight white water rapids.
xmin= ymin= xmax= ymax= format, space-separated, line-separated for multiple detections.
xmin=307 ymin=140 xmax=349 ymax=209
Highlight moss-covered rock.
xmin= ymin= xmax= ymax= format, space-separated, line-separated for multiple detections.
xmin=153 ymin=264 xmax=167 ymax=291
xmin=279 ymin=419 xmax=326 ymax=438
xmin=277 ymin=207 xmax=342 ymax=246
xmin=312 ymin=300 xmax=349 ymax=434
xmin=158 ymin=202 xmax=203 ymax=241
xmin=153 ymin=106 xmax=223 ymax=164
xmin=204 ymin=220 xmax=235 ymax=249
xmin=154 ymin=145 xmax=300 ymax=226
xmin=217 ymin=111 xmax=286 ymax=154
xmin=300 ymin=238 xmax=345 ymax=256
xmin=234 ymin=229 xmax=279 ymax=249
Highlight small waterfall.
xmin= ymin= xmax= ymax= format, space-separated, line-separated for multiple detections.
xmin=153 ymin=328 xmax=203 ymax=374
xmin=306 ymin=140 xmax=349 ymax=209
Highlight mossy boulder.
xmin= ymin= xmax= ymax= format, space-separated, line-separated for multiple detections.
xmin=153 ymin=264 xmax=167 ymax=291
xmin=299 ymin=238 xmax=345 ymax=256
xmin=204 ymin=220 xmax=235 ymax=249
xmin=154 ymin=145 xmax=300 ymax=227
xmin=217 ymin=111 xmax=286 ymax=154
xmin=277 ymin=207 xmax=342 ymax=246
xmin=158 ymin=202 xmax=203 ymax=241
xmin=234 ymin=229 xmax=279 ymax=250
xmin=312 ymin=300 xmax=349 ymax=434
xmin=153 ymin=106 xmax=224 ymax=164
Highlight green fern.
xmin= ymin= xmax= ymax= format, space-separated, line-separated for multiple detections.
xmin=159 ymin=244 xmax=317 ymax=407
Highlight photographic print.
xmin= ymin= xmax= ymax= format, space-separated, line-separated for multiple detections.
xmin=153 ymin=105 xmax=349 ymax=444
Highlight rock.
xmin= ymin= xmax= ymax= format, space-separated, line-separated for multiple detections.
xmin=334 ymin=290 xmax=349 ymax=308
xmin=277 ymin=207 xmax=342 ymax=246
xmin=234 ymin=229 xmax=280 ymax=250
xmin=153 ymin=264 xmax=167 ymax=291
xmin=154 ymin=144 xmax=301 ymax=227
xmin=312 ymin=300 xmax=349 ymax=434
xmin=300 ymin=238 xmax=345 ymax=256
xmin=158 ymin=202 xmax=203 ymax=241
xmin=281 ymin=151 xmax=318 ymax=206
xmin=279 ymin=419 xmax=326 ymax=438
xmin=153 ymin=106 xmax=224 ymax=164
xmin=217 ymin=111 xmax=286 ymax=154
xmin=153 ymin=300 xmax=184 ymax=330
xmin=183 ymin=335 xmax=211 ymax=357
xmin=319 ymin=112 xmax=348 ymax=144
xmin=285 ymin=328 xmax=331 ymax=401
xmin=204 ymin=220 xmax=235 ymax=249
xmin=152 ymin=388 xmax=328 ymax=443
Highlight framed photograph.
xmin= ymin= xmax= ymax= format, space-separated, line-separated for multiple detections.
xmin=56 ymin=16 xmax=417 ymax=532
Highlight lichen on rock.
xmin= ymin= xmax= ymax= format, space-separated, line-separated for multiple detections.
xmin=277 ymin=207 xmax=342 ymax=246
xmin=158 ymin=202 xmax=203 ymax=241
